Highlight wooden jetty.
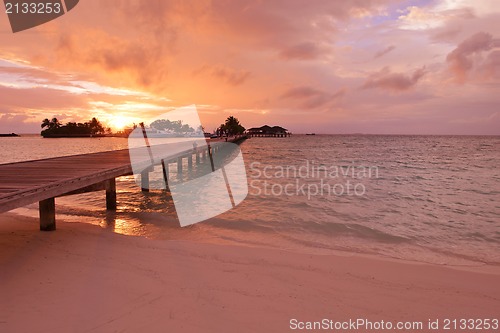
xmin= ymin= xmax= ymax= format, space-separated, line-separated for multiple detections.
xmin=0 ymin=135 xmax=248 ymax=231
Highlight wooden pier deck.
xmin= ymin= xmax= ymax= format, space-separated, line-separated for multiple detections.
xmin=0 ymin=135 xmax=247 ymax=230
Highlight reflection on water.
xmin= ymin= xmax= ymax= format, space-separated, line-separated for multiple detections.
xmin=101 ymin=212 xmax=147 ymax=236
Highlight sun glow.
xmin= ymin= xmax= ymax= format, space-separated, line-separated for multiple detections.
xmin=108 ymin=115 xmax=135 ymax=131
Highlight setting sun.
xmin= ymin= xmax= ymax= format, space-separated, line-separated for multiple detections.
xmin=108 ymin=115 xmax=135 ymax=131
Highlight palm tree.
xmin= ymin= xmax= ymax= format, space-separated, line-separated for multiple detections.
xmin=41 ymin=118 xmax=61 ymax=130
xmin=51 ymin=118 xmax=61 ymax=129
xmin=218 ymin=123 xmax=227 ymax=137
xmin=224 ymin=116 xmax=245 ymax=136
xmin=41 ymin=118 xmax=51 ymax=130
xmin=88 ymin=117 xmax=104 ymax=135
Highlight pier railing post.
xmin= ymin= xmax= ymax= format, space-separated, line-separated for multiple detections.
xmin=105 ymin=178 xmax=117 ymax=211
xmin=39 ymin=198 xmax=56 ymax=231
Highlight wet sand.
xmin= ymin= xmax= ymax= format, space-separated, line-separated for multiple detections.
xmin=1 ymin=213 xmax=499 ymax=333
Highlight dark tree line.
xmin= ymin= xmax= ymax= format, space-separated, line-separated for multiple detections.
xmin=41 ymin=117 xmax=107 ymax=136
xmin=149 ymin=119 xmax=197 ymax=133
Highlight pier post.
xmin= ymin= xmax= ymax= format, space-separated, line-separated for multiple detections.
xmin=161 ymin=160 xmax=169 ymax=190
xmin=196 ymin=151 xmax=201 ymax=164
xmin=105 ymin=178 xmax=117 ymax=211
xmin=188 ymin=155 xmax=193 ymax=170
xmin=177 ymin=157 xmax=183 ymax=175
xmin=141 ymin=170 xmax=149 ymax=192
xmin=39 ymin=198 xmax=56 ymax=231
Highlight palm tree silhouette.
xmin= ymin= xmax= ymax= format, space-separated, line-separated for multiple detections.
xmin=51 ymin=118 xmax=61 ymax=129
xmin=224 ymin=116 xmax=245 ymax=136
xmin=41 ymin=118 xmax=61 ymax=130
xmin=41 ymin=118 xmax=51 ymax=130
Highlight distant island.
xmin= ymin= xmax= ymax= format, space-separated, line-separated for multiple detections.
xmin=0 ymin=133 xmax=19 ymax=137
xmin=39 ymin=115 xmax=248 ymax=138
xmin=41 ymin=117 xmax=111 ymax=138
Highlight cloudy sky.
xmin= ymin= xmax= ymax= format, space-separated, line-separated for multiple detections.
xmin=0 ymin=0 xmax=499 ymax=134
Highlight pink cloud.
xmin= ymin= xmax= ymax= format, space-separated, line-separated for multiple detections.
xmin=362 ymin=67 xmax=426 ymax=92
xmin=1 ymin=0 xmax=499 ymax=135
xmin=446 ymin=32 xmax=500 ymax=82
xmin=0 ymin=85 xmax=85 ymax=110
xmin=373 ymin=45 xmax=395 ymax=59
xmin=281 ymin=86 xmax=346 ymax=109
xmin=279 ymin=42 xmax=330 ymax=60
xmin=53 ymin=32 xmax=169 ymax=88
xmin=194 ymin=65 xmax=251 ymax=86
xmin=481 ymin=50 xmax=500 ymax=79
xmin=0 ymin=113 xmax=37 ymax=133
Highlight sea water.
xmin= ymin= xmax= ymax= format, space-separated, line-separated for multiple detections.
xmin=1 ymin=135 xmax=499 ymax=266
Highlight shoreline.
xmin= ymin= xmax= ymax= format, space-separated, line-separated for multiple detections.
xmin=1 ymin=212 xmax=499 ymax=332
xmin=6 ymin=208 xmax=500 ymax=274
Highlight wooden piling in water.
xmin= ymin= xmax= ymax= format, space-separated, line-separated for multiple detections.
xmin=39 ymin=197 xmax=56 ymax=231
xmin=177 ymin=157 xmax=183 ymax=175
xmin=105 ymin=178 xmax=117 ymax=211
xmin=141 ymin=170 xmax=149 ymax=192
xmin=161 ymin=160 xmax=169 ymax=190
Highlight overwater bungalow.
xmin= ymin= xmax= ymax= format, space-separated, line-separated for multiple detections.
xmin=246 ymin=125 xmax=291 ymax=137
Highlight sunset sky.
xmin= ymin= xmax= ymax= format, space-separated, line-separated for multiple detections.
xmin=0 ymin=0 xmax=499 ymax=134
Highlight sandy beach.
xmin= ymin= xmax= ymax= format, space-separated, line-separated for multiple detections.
xmin=1 ymin=213 xmax=498 ymax=333
xmin=1 ymin=0 xmax=499 ymax=331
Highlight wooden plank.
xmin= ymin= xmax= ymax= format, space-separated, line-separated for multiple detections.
xmin=0 ymin=165 xmax=132 ymax=213
xmin=58 ymin=182 xmax=106 ymax=197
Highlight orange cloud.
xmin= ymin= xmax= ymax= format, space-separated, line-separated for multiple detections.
xmin=1 ymin=0 xmax=500 ymax=134
xmin=194 ymin=65 xmax=251 ymax=86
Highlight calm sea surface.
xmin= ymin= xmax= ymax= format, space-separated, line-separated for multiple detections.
xmin=1 ymin=135 xmax=499 ymax=266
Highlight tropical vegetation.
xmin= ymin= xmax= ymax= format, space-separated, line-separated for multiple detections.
xmin=219 ymin=116 xmax=245 ymax=136
xmin=41 ymin=117 xmax=108 ymax=137
xmin=149 ymin=119 xmax=199 ymax=134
